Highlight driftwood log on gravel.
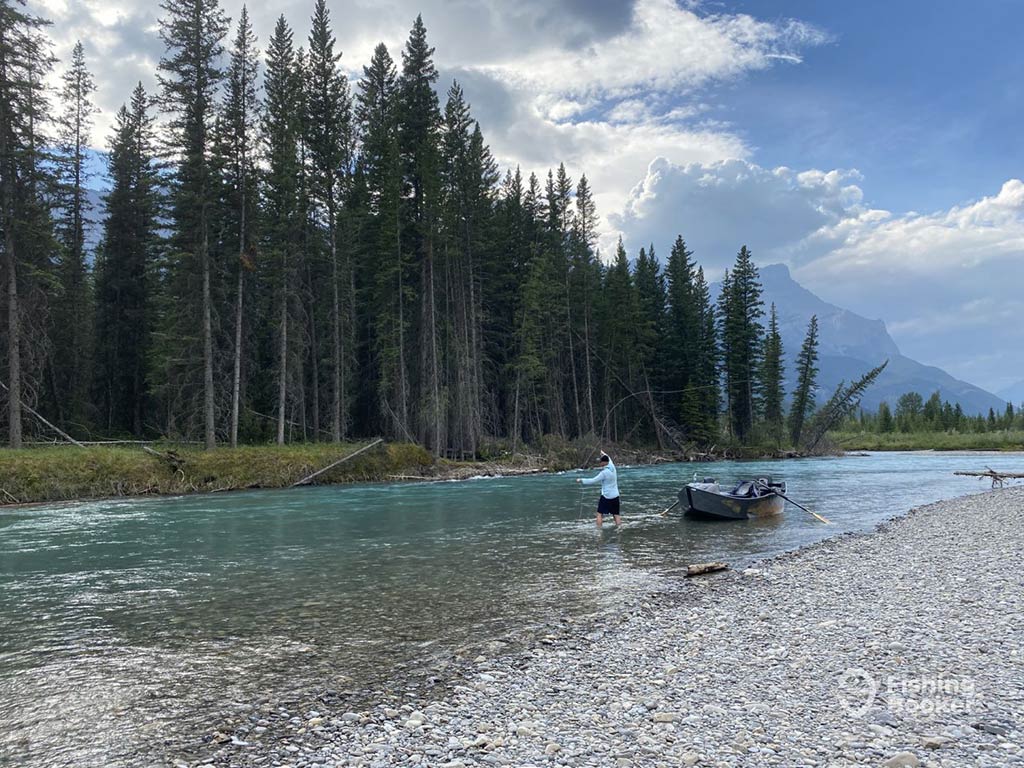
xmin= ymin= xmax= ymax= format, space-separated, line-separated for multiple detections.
xmin=686 ymin=562 xmax=729 ymax=577
xmin=954 ymin=468 xmax=1024 ymax=488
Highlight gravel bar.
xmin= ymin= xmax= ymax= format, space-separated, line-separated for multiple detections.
xmin=201 ymin=488 xmax=1023 ymax=768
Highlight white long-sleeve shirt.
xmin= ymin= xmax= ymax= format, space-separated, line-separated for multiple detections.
xmin=582 ymin=459 xmax=619 ymax=499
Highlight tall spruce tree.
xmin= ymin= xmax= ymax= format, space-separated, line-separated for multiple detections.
xmin=51 ymin=40 xmax=96 ymax=431
xmin=223 ymin=5 xmax=259 ymax=447
xmin=262 ymin=15 xmax=301 ymax=444
xmin=717 ymin=245 xmax=764 ymax=442
xmin=572 ymin=174 xmax=599 ymax=435
xmin=633 ymin=244 xmax=666 ymax=446
xmin=788 ymin=314 xmax=819 ymax=446
xmin=0 ymin=0 xmax=57 ymax=447
xmin=306 ymin=0 xmax=352 ymax=443
xmin=157 ymin=0 xmax=228 ymax=447
xmin=599 ymin=239 xmax=636 ymax=441
xmin=93 ymin=84 xmax=160 ymax=436
xmin=690 ymin=266 xmax=719 ymax=444
xmin=664 ymin=236 xmax=697 ymax=429
xmin=440 ymin=83 xmax=497 ymax=456
xmin=760 ymin=302 xmax=784 ymax=444
xmin=355 ymin=42 xmax=406 ymax=439
xmin=398 ymin=15 xmax=443 ymax=451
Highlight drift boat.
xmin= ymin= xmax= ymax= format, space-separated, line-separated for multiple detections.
xmin=680 ymin=477 xmax=787 ymax=520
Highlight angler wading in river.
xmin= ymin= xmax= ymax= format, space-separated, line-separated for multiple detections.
xmin=576 ymin=452 xmax=621 ymax=527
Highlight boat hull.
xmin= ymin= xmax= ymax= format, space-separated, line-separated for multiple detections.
xmin=680 ymin=483 xmax=785 ymax=520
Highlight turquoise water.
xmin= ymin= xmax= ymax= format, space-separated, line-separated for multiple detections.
xmin=1 ymin=451 xmax=1021 ymax=766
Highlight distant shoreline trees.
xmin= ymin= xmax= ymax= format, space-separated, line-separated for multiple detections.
xmin=2 ymin=2 xmax=891 ymax=454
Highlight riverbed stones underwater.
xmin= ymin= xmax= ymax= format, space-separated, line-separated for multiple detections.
xmin=201 ymin=488 xmax=1023 ymax=767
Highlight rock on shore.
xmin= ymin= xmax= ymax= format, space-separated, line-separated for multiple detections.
xmin=203 ymin=488 xmax=1023 ymax=767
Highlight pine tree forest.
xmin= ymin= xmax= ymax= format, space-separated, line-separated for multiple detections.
xmin=1 ymin=1 xmax=836 ymax=456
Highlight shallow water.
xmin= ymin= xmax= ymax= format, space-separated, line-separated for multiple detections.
xmin=1 ymin=451 xmax=1020 ymax=766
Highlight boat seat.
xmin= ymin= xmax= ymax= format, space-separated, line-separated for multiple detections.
xmin=732 ymin=481 xmax=755 ymax=497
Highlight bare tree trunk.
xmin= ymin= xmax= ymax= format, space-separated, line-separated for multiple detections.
xmin=396 ymin=205 xmax=408 ymax=438
xmin=308 ymin=261 xmax=320 ymax=442
xmin=230 ymin=267 xmax=244 ymax=447
xmin=201 ymin=223 xmax=216 ymax=450
xmin=511 ymin=366 xmax=522 ymax=457
xmin=423 ymin=236 xmax=441 ymax=455
xmin=644 ymin=368 xmax=664 ymax=450
xmin=277 ymin=257 xmax=288 ymax=446
xmin=564 ymin=270 xmax=581 ymax=437
xmin=583 ymin=289 xmax=596 ymax=435
xmin=329 ymin=206 xmax=341 ymax=443
xmin=467 ymin=239 xmax=481 ymax=457
xmin=230 ymin=166 xmax=247 ymax=448
xmin=4 ymin=229 xmax=21 ymax=448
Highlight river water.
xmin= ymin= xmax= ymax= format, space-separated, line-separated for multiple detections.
xmin=1 ymin=451 xmax=1021 ymax=766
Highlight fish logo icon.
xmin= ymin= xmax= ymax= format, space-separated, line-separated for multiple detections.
xmin=837 ymin=667 xmax=877 ymax=718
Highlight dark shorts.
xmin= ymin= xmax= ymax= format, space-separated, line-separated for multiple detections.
xmin=598 ymin=495 xmax=621 ymax=517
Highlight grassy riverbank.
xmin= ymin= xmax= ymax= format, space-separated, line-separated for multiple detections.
xmin=0 ymin=438 xmax=693 ymax=506
xmin=0 ymin=442 xmax=434 ymax=505
xmin=832 ymin=429 xmax=1024 ymax=451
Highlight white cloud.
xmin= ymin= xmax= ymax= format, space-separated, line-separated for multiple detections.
xmin=609 ymin=156 xmax=865 ymax=266
xmin=478 ymin=0 xmax=828 ymax=103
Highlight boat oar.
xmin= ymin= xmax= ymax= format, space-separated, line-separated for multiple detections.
xmin=659 ymin=499 xmax=681 ymax=517
xmin=757 ymin=481 xmax=831 ymax=524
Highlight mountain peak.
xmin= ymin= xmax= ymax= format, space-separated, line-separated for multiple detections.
xmin=751 ymin=263 xmax=901 ymax=362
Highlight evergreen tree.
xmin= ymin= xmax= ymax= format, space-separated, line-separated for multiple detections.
xmin=307 ymin=0 xmax=352 ymax=442
xmin=262 ymin=15 xmax=302 ymax=444
xmin=93 ymin=84 xmax=161 ymax=436
xmin=599 ymin=239 xmax=636 ymax=441
xmin=398 ymin=15 xmax=443 ymax=451
xmin=718 ymin=246 xmax=764 ymax=441
xmin=51 ymin=40 xmax=96 ymax=431
xmin=157 ymin=0 xmax=229 ymax=447
xmin=633 ymin=244 xmax=666 ymax=446
xmin=663 ymin=238 xmax=692 ymax=414
xmin=788 ymin=314 xmax=819 ymax=445
xmin=0 ymin=0 xmax=58 ymax=447
xmin=355 ymin=42 xmax=406 ymax=439
xmin=572 ymin=174 xmax=599 ymax=435
xmin=877 ymin=400 xmax=894 ymax=433
xmin=760 ymin=302 xmax=784 ymax=444
xmin=690 ymin=266 xmax=720 ymax=444
xmin=803 ymin=361 xmax=887 ymax=451
xmin=923 ymin=390 xmax=942 ymax=428
xmin=223 ymin=5 xmax=259 ymax=447
xmin=439 ymin=83 xmax=497 ymax=456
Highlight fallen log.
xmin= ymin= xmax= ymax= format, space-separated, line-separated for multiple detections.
xmin=0 ymin=379 xmax=85 ymax=448
xmin=954 ymin=468 xmax=1024 ymax=488
xmin=292 ymin=438 xmax=385 ymax=487
xmin=142 ymin=446 xmax=187 ymax=475
xmin=686 ymin=562 xmax=729 ymax=577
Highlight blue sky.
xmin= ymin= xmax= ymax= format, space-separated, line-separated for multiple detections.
xmin=721 ymin=0 xmax=1024 ymax=214
xmin=37 ymin=0 xmax=1024 ymax=394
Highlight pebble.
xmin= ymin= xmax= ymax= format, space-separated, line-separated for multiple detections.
xmin=882 ymin=752 xmax=920 ymax=767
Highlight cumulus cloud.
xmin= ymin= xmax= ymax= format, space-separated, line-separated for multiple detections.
xmin=478 ymin=0 xmax=828 ymax=106
xmin=609 ymin=156 xmax=865 ymax=267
